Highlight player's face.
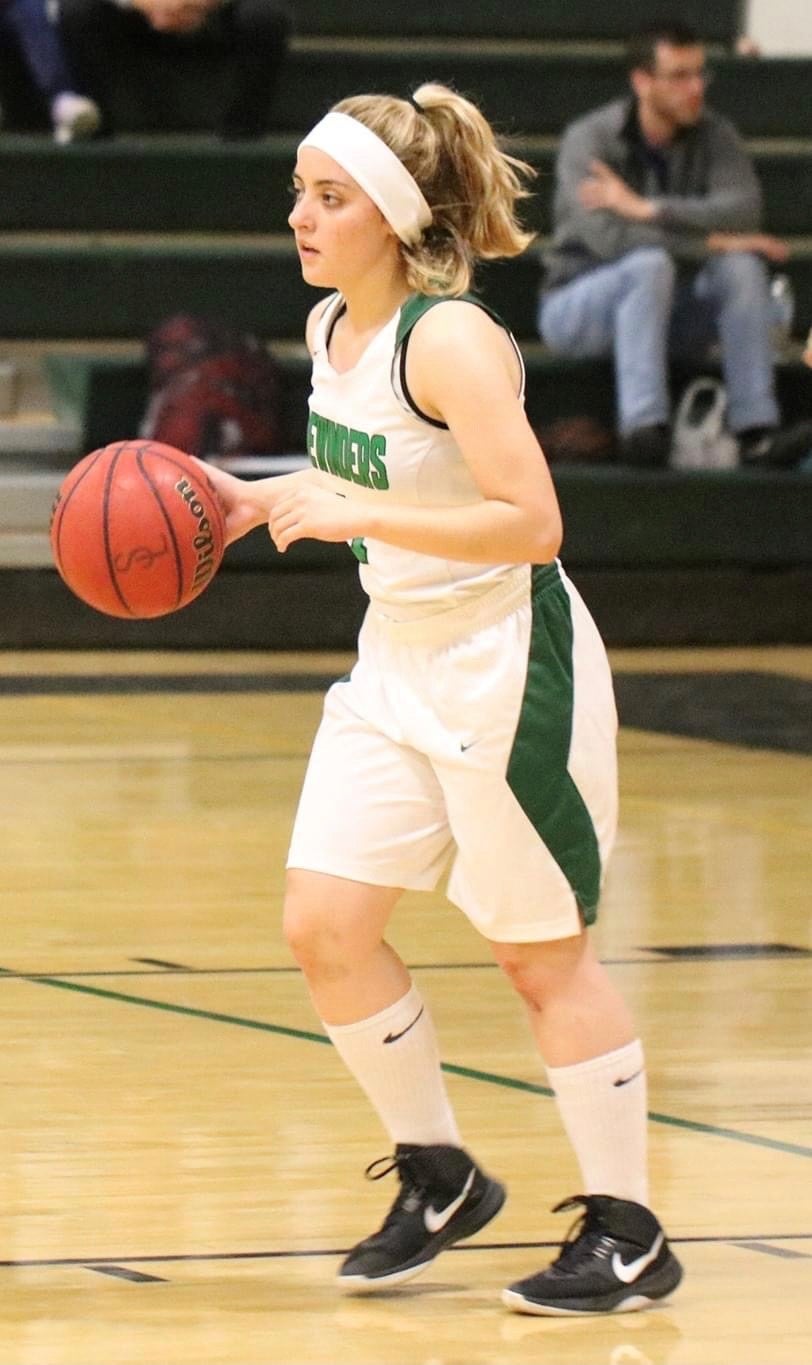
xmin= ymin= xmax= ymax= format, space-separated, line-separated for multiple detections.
xmin=634 ymin=42 xmax=708 ymax=129
xmin=289 ymin=148 xmax=398 ymax=290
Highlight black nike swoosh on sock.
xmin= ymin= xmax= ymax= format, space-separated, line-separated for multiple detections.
xmin=613 ymin=1067 xmax=644 ymax=1087
xmin=383 ymin=1006 xmax=425 ymax=1044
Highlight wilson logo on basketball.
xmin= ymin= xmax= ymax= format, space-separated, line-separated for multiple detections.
xmin=175 ymin=477 xmax=219 ymax=588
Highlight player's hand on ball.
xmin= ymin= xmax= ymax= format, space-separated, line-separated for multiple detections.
xmin=196 ymin=461 xmax=270 ymax=546
xmin=267 ymin=482 xmax=359 ymax=553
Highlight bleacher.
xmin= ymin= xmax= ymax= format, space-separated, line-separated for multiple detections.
xmin=0 ymin=0 xmax=810 ymax=647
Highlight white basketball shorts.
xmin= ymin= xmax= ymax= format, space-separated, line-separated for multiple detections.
xmin=287 ymin=562 xmax=618 ymax=943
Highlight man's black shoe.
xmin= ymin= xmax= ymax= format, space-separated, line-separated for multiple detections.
xmin=619 ymin=424 xmax=671 ymax=467
xmin=738 ymin=421 xmax=812 ymax=469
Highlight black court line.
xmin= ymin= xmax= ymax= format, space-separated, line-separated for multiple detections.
xmin=132 ymin=957 xmax=191 ymax=971
xmin=0 ymin=750 xmax=308 ymax=770
xmin=735 ymin=1242 xmax=812 ymax=1260
xmin=0 ymin=672 xmax=338 ymax=697
xmin=614 ymin=671 xmax=812 ymax=754
xmin=2 ymin=669 xmax=810 ymax=753
xmin=649 ymin=943 xmax=811 ymax=960
xmin=11 ymin=972 xmax=812 ymax=1161
xmin=1 ymin=941 xmax=807 ymax=983
xmin=86 ymin=1264 xmax=167 ymax=1283
xmin=2 ymin=1233 xmax=811 ymax=1273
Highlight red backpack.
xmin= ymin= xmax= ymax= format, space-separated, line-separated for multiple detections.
xmin=140 ymin=314 xmax=284 ymax=457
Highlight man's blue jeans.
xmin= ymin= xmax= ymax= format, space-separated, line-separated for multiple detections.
xmin=0 ymin=0 xmax=73 ymax=102
xmin=539 ymin=247 xmax=780 ymax=436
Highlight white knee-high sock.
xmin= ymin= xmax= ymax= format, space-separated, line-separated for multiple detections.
xmin=546 ymin=1039 xmax=649 ymax=1206
xmin=323 ymin=983 xmax=462 ymax=1148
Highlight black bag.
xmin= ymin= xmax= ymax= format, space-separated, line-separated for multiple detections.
xmin=535 ymin=415 xmax=617 ymax=464
xmin=140 ymin=314 xmax=284 ymax=457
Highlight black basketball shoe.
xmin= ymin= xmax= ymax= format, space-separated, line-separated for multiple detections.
xmin=502 ymin=1194 xmax=683 ymax=1315
xmin=337 ymin=1143 xmax=506 ymax=1292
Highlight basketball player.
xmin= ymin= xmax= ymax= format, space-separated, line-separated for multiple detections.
xmin=203 ymin=83 xmax=683 ymax=1316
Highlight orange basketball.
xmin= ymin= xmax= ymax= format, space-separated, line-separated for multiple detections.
xmin=50 ymin=439 xmax=226 ymax=619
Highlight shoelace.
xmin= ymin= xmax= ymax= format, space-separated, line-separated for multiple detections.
xmin=549 ymin=1196 xmax=615 ymax=1272
xmin=364 ymin=1152 xmax=418 ymax=1183
xmin=363 ymin=1152 xmax=427 ymax=1223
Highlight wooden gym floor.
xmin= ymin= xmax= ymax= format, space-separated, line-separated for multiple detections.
xmin=0 ymin=645 xmax=809 ymax=1365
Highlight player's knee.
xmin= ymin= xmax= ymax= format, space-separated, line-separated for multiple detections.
xmin=495 ymin=951 xmax=552 ymax=1010
xmin=492 ymin=937 xmax=585 ymax=1011
xmin=282 ymin=900 xmax=332 ymax=972
xmin=282 ymin=893 xmax=362 ymax=980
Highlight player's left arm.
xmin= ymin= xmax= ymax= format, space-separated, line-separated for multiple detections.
xmin=404 ymin=301 xmax=562 ymax=562
xmin=265 ymin=303 xmax=563 ymax=564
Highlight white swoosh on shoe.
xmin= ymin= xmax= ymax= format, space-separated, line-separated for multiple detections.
xmin=611 ymin=1231 xmax=664 ymax=1284
xmin=423 ymin=1168 xmax=476 ymax=1234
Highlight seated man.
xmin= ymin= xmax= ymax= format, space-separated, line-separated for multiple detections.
xmin=58 ymin=0 xmax=290 ymax=138
xmin=539 ymin=19 xmax=810 ymax=467
xmin=0 ymin=0 xmax=100 ymax=141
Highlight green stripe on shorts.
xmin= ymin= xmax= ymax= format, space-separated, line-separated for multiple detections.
xmin=506 ymin=564 xmax=602 ymax=922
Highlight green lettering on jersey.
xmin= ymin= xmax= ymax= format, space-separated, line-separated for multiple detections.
xmin=308 ymin=410 xmax=388 ymax=490
xmin=349 ymin=429 xmax=370 ymax=486
xmin=322 ymin=419 xmax=344 ymax=477
xmin=307 ymin=413 xmax=327 ymax=471
xmin=369 ymin=434 xmax=388 ymax=490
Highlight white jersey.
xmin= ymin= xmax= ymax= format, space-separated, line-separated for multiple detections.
xmin=306 ymin=292 xmax=526 ymax=621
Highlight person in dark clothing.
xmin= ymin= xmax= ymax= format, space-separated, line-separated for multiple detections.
xmin=58 ymin=0 xmax=290 ymax=139
xmin=0 ymin=0 xmax=100 ymax=141
xmin=539 ymin=20 xmax=812 ymax=468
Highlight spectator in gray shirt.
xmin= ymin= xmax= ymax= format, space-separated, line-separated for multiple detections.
xmin=540 ymin=20 xmax=810 ymax=467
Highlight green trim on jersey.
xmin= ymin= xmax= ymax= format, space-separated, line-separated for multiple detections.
xmin=506 ymin=564 xmax=602 ymax=922
xmin=395 ymin=292 xmax=508 ymax=349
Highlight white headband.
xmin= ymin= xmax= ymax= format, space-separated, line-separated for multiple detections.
xmin=298 ymin=111 xmax=433 ymax=246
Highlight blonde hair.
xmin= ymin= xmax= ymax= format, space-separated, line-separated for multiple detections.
xmin=332 ymin=83 xmax=535 ymax=296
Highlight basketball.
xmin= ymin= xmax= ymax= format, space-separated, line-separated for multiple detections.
xmin=50 ymin=439 xmax=227 ymax=619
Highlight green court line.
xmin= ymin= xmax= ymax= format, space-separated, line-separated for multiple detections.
xmin=30 ymin=974 xmax=812 ymax=1161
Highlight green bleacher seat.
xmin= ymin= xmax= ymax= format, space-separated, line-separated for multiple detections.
xmin=290 ymin=0 xmax=742 ymax=42
xmin=3 ymin=236 xmax=811 ymax=344
xmin=271 ymin=51 xmax=812 ymax=141
xmin=43 ymin=346 xmax=812 ymax=459
xmin=3 ymin=137 xmax=812 ymax=239
xmin=21 ymin=48 xmax=807 ymax=140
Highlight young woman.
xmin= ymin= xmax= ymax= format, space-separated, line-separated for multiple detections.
xmin=204 ymin=83 xmax=683 ymax=1316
